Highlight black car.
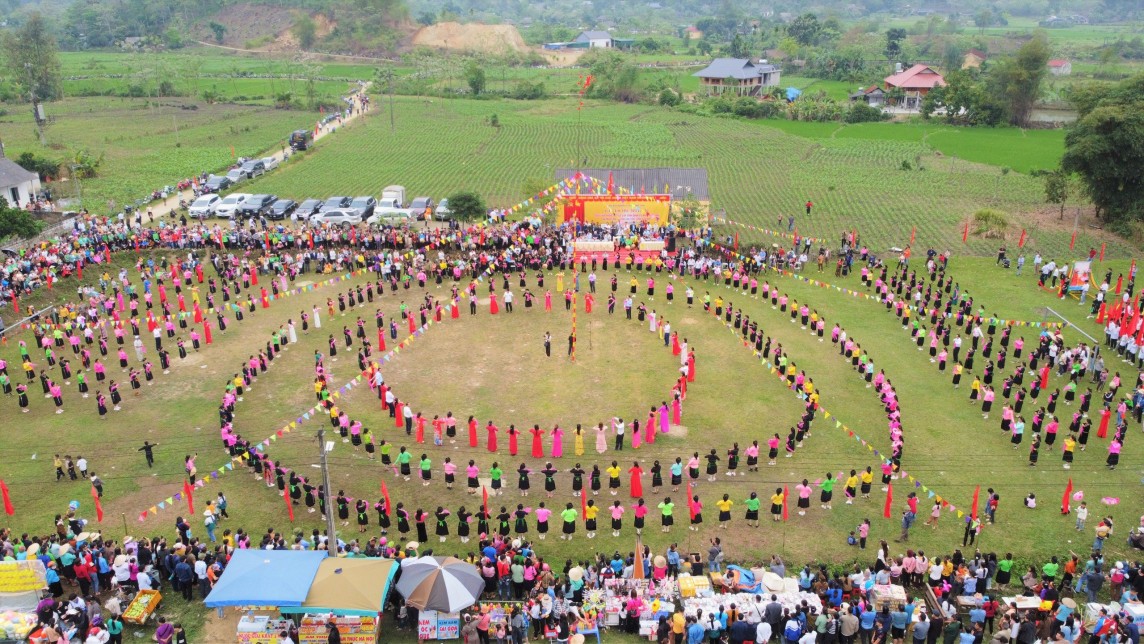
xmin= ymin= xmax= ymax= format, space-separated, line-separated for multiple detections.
xmin=267 ymin=198 xmax=297 ymax=221
xmin=295 ymin=199 xmax=324 ymax=219
xmin=322 ymin=196 xmax=351 ymax=211
xmin=236 ymin=194 xmax=277 ymax=218
xmin=202 ymin=175 xmax=232 ymax=194
xmin=349 ymin=196 xmax=376 ymax=219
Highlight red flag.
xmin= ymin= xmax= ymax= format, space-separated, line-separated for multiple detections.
xmin=910 ymin=226 xmax=916 ymax=244
xmin=381 ymin=482 xmax=391 ymax=516
xmin=1017 ymin=229 xmax=1026 ymax=248
xmin=782 ymin=486 xmax=789 ymax=521
xmin=0 ymin=479 xmax=13 ymax=516
xmin=686 ymin=481 xmax=696 ymax=520
xmin=377 ymin=330 xmax=386 ymax=351
xmin=482 ymin=486 xmax=489 ymax=519
xmin=883 ymin=483 xmax=893 ymax=519
xmin=9 ymin=293 xmax=17 ymax=315
xmin=1070 ymin=229 xmax=1077 ymax=250
xmin=183 ymin=480 xmax=195 ymax=514
xmin=92 ymin=486 xmax=103 ymax=523
xmin=581 ymin=486 xmax=589 ymax=525
xmin=1099 ymin=243 xmax=1106 ymax=261
xmin=734 ymin=232 xmax=739 ymax=251
xmin=962 ymin=221 xmax=969 ymax=243
xmin=970 ymin=485 xmax=980 ymax=521
xmin=1061 ymin=478 xmax=1073 ymax=515
xmin=606 ymin=171 xmax=615 ymax=196
xmin=264 ymin=232 xmax=271 ymax=251
xmin=284 ymin=488 xmax=294 ymax=522
xmin=1115 ymin=275 xmax=1123 ymax=295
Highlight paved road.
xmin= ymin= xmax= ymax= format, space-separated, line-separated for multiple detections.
xmin=136 ymin=83 xmax=372 ymax=226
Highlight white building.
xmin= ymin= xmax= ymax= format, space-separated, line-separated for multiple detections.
xmin=574 ymin=30 xmax=613 ymax=48
xmin=0 ymin=158 xmax=42 ymax=209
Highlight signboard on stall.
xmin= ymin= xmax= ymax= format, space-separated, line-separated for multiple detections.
xmin=418 ymin=610 xmax=461 ymax=640
xmin=298 ymin=615 xmax=377 ymax=644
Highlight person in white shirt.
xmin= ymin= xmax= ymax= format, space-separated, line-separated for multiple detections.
xmin=137 ymin=567 xmax=153 ymax=591
xmin=799 ymin=630 xmax=817 ymax=644
xmin=756 ymin=621 xmax=773 ymax=643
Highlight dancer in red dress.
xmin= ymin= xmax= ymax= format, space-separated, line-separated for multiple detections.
xmin=530 ymin=425 xmax=545 ymax=458
xmin=490 ymin=293 xmax=499 ymax=315
xmin=487 ymin=421 xmax=499 ymax=452
xmin=508 ymin=426 xmax=519 ymax=456
xmin=629 ymin=462 xmax=644 ymax=498
xmin=468 ymin=416 xmax=478 ymax=447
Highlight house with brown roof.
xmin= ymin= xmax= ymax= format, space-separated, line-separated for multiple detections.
xmin=693 ymin=58 xmax=782 ymax=96
xmin=848 ymin=85 xmax=886 ymax=106
xmin=962 ymin=49 xmax=987 ymax=69
xmin=884 ymin=64 xmax=945 ymax=109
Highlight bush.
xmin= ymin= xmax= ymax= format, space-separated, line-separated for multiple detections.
xmin=972 ymin=208 xmax=1009 ymax=238
xmin=512 ymin=81 xmax=547 ymax=100
xmin=709 ymin=96 xmax=734 ymax=114
xmin=755 ymin=101 xmax=784 ymax=119
xmin=845 ymin=102 xmax=888 ymax=123
xmin=658 ymin=88 xmax=681 ymax=107
xmin=901 ymin=160 xmax=913 ymax=171
xmin=733 ymin=96 xmax=761 ymax=118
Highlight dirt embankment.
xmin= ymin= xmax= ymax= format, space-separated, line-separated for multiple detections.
xmin=412 ymin=21 xmax=528 ymax=54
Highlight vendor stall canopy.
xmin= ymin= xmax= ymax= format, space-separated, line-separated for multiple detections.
xmin=281 ymin=558 xmax=398 ymax=616
xmin=204 ymin=550 xmax=327 ymax=608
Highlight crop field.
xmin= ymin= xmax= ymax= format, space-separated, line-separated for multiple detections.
xmin=243 ymin=95 xmax=1126 ymax=257
xmin=1 ymin=96 xmax=316 ymax=209
xmin=54 ymin=49 xmax=375 ymax=105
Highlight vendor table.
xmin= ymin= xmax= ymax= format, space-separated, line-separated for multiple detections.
xmin=236 ymin=615 xmax=293 ymax=644
xmin=868 ymin=585 xmax=907 ymax=611
xmin=1001 ymin=596 xmax=1042 ymax=612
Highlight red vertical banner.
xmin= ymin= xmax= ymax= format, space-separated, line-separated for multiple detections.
xmin=1017 ymin=229 xmax=1026 ymax=248
xmin=381 ymin=482 xmax=391 ymax=516
xmin=1061 ymin=478 xmax=1073 ymax=515
xmin=782 ymin=486 xmax=789 ymax=521
xmin=962 ymin=222 xmax=969 ymax=243
xmin=284 ymin=488 xmax=294 ymax=522
xmin=883 ymin=483 xmax=893 ymax=519
xmin=910 ymin=226 xmax=916 ymax=245
xmin=92 ymin=486 xmax=103 ymax=523
xmin=970 ymin=485 xmax=980 ymax=520
xmin=0 ymin=479 xmax=14 ymax=516
xmin=482 ymin=487 xmax=489 ymax=518
xmin=1070 ymin=229 xmax=1077 ymax=250
xmin=183 ymin=480 xmax=195 ymax=514
xmin=1100 ymin=243 xmax=1106 ymax=261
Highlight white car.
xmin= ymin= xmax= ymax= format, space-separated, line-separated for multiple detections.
xmin=261 ymin=157 xmax=280 ymax=172
xmin=187 ymin=194 xmax=221 ymax=219
xmin=215 ymin=193 xmax=251 ymax=219
xmin=310 ymin=208 xmax=362 ymax=226
xmin=225 ymin=168 xmax=246 ymax=184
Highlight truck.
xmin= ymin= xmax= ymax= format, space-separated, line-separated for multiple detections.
xmin=367 ymin=198 xmax=413 ymax=224
xmin=381 ymin=185 xmax=406 ymax=207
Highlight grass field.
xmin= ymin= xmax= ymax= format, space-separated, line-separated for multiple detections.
xmin=242 ymin=95 xmax=1126 ymax=258
xmin=4 ymin=259 xmax=1141 ymax=642
xmin=1 ymin=96 xmax=317 ymax=210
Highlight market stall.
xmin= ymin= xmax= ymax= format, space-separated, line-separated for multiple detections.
xmin=204 ymin=550 xmax=328 ymax=644
xmin=122 ymin=589 xmax=162 ymax=626
xmin=281 ymin=558 xmax=399 ymax=644
xmin=0 ymin=560 xmax=47 ymax=643
xmin=680 ymin=570 xmax=823 ymax=630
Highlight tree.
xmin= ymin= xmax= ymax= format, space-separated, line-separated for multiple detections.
xmin=1061 ymin=72 xmax=1144 ymax=227
xmin=465 ymin=62 xmax=486 ymax=95
xmin=416 ymin=11 xmax=436 ymax=26
xmin=2 ymin=13 xmax=63 ymax=103
xmin=974 ymin=9 xmax=993 ymax=33
xmin=16 ymin=151 xmax=59 ymax=180
xmin=884 ymin=28 xmax=907 ymax=60
xmin=292 ymin=15 xmax=317 ymax=49
xmin=990 ymin=31 xmax=1050 ymax=127
xmin=1044 ymin=169 xmax=1071 ymax=220
xmin=787 ymin=13 xmax=821 ymax=48
xmin=446 ymin=191 xmax=486 ymax=222
xmin=0 ymin=202 xmax=44 ymax=240
xmin=728 ymin=33 xmax=750 ymax=59
xmin=209 ymin=22 xmax=227 ymax=44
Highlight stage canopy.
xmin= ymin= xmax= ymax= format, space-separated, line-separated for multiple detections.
xmin=280 ymin=558 xmax=399 ymax=616
xmin=204 ymin=550 xmax=327 ymax=608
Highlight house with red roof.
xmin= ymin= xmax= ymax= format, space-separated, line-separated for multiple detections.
xmin=884 ymin=64 xmax=946 ymax=109
xmin=1048 ymin=59 xmax=1072 ymax=76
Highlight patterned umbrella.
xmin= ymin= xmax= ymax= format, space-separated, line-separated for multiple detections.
xmin=395 ymin=556 xmax=484 ymax=613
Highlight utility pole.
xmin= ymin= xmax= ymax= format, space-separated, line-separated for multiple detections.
xmin=25 ymin=63 xmax=46 ymax=146
xmin=317 ymin=429 xmax=338 ymax=554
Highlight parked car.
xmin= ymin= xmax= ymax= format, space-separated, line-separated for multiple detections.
xmin=240 ymin=160 xmax=266 ymax=179
xmin=236 ymin=194 xmax=276 ymax=218
xmin=322 ymin=196 xmax=351 ymax=211
xmin=187 ymin=194 xmax=221 ymax=219
xmin=409 ymin=197 xmax=434 ymax=221
xmin=295 ymin=199 xmax=324 ymax=220
xmin=310 ymin=208 xmax=362 ymax=226
xmin=261 ymin=157 xmax=280 ymax=172
xmin=367 ymin=200 xmax=413 ymax=224
xmin=214 ymin=193 xmax=251 ymax=219
xmin=349 ymin=196 xmax=376 ymax=219
xmin=202 ymin=175 xmax=232 ymax=193
xmin=225 ymin=168 xmax=246 ymax=184
xmin=289 ymin=130 xmax=312 ymax=151
xmin=267 ymin=198 xmax=297 ymax=221
xmin=434 ymin=198 xmax=453 ymax=220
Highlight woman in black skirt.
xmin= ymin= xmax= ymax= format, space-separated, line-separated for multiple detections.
xmin=561 ymin=502 xmax=577 ymax=540
xmin=396 ymin=503 xmax=410 ymax=536
xmin=456 ymin=506 xmax=471 ymax=543
xmin=336 ymin=491 xmax=350 ymax=525
xmin=415 ymin=509 xmax=429 ymax=544
xmin=356 ymin=499 xmax=369 ymax=532
xmin=514 ymin=504 xmax=529 ymax=534
xmin=670 ymin=458 xmax=683 ymax=490
xmin=590 ymin=465 xmax=601 ymax=496
xmin=517 ymin=463 xmax=531 ymax=497
xmin=541 ymin=463 xmax=557 ymax=498
xmin=435 ymin=507 xmax=451 ymax=542
xmin=650 ymin=461 xmax=663 ymax=493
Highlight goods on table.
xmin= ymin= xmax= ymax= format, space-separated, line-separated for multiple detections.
xmin=0 ymin=610 xmax=37 ymax=640
xmin=122 ymin=590 xmax=162 ymax=625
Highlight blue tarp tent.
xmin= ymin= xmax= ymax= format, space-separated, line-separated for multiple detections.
xmin=785 ymin=87 xmax=802 ymax=101
xmin=204 ymin=550 xmax=327 ymax=607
